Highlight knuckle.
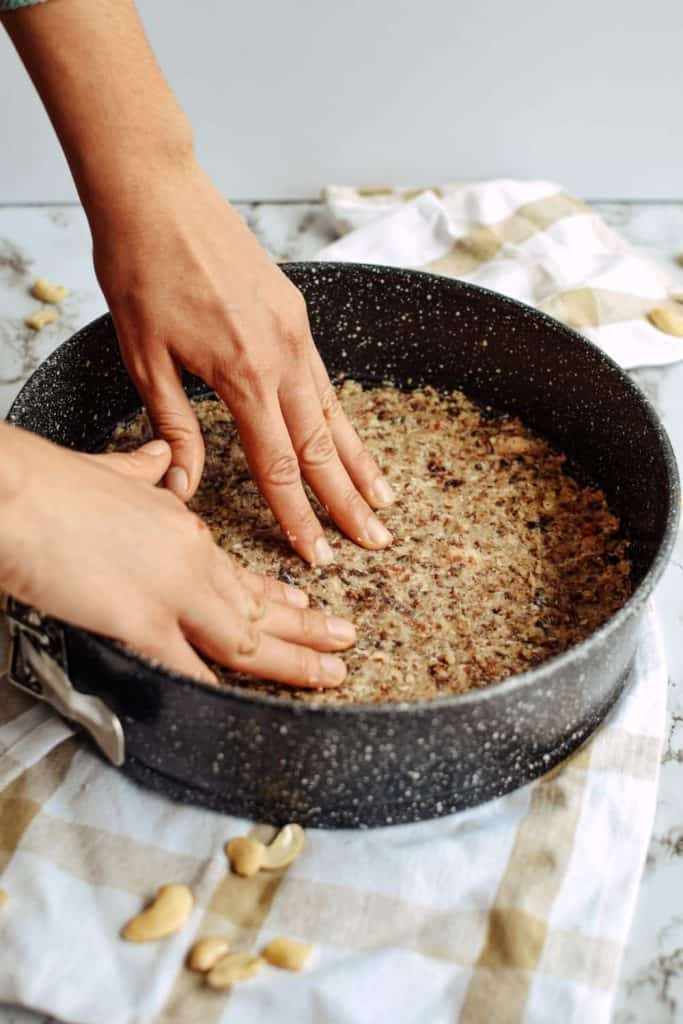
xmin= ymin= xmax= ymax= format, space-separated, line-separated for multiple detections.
xmin=341 ymin=483 xmax=367 ymax=514
xmin=210 ymin=350 xmax=244 ymax=395
xmin=280 ymin=320 xmax=306 ymax=354
xmin=184 ymin=513 xmax=212 ymax=549
xmin=210 ymin=350 xmax=232 ymax=390
xmin=289 ymin=503 xmax=319 ymax=536
xmin=353 ymin=442 xmax=378 ymax=471
xmin=236 ymin=621 xmax=260 ymax=656
xmin=275 ymin=299 xmax=310 ymax=352
xmin=218 ymin=359 xmax=271 ymax=408
xmin=262 ymin=451 xmax=301 ymax=488
xmin=289 ymin=286 xmax=308 ymax=317
xmin=292 ymin=644 xmax=318 ymax=684
xmin=297 ymin=422 xmax=336 ymax=470
xmin=246 ymin=595 xmax=266 ymax=621
xmin=241 ymin=567 xmax=267 ymax=599
xmin=150 ymin=406 xmax=197 ymax=446
xmin=319 ymin=383 xmax=342 ymax=422
xmin=295 ymin=607 xmax=313 ymax=639
xmin=295 ymin=608 xmax=325 ymax=646
xmin=124 ymin=350 xmax=156 ymax=388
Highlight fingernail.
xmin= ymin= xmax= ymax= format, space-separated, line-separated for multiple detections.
xmin=320 ymin=654 xmax=346 ymax=686
xmin=365 ymin=516 xmax=393 ymax=548
xmin=166 ymin=466 xmax=189 ymax=498
xmin=326 ymin=616 xmax=357 ymax=644
xmin=143 ymin=439 xmax=169 ymax=456
xmin=313 ymin=537 xmax=334 ymax=566
xmin=371 ymin=476 xmax=396 ymax=506
xmin=285 ymin=587 xmax=309 ymax=608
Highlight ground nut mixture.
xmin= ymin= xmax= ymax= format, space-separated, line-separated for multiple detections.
xmin=110 ymin=382 xmax=631 ymax=704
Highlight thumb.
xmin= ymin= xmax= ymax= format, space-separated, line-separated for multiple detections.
xmin=92 ymin=439 xmax=172 ymax=484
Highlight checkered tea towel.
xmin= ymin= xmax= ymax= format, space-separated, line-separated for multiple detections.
xmin=318 ymin=179 xmax=683 ymax=368
xmin=0 ymin=607 xmax=666 ymax=1024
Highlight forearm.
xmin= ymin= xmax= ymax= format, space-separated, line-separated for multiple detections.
xmin=1 ymin=0 xmax=194 ymax=222
xmin=0 ymin=423 xmax=40 ymax=594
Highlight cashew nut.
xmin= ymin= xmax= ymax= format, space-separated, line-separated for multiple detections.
xmin=25 ymin=308 xmax=59 ymax=331
xmin=121 ymin=884 xmax=193 ymax=942
xmin=31 ymin=277 xmax=69 ymax=304
xmin=647 ymin=306 xmax=683 ymax=338
xmin=206 ymin=952 xmax=264 ymax=990
xmin=262 ymin=936 xmax=312 ymax=971
xmin=187 ymin=936 xmax=230 ymax=973
xmin=261 ymin=823 xmax=306 ymax=870
xmin=0 ymin=889 xmax=7 ymax=909
xmin=225 ymin=836 xmax=266 ymax=877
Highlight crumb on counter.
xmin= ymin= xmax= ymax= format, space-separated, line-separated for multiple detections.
xmin=25 ymin=307 xmax=59 ymax=331
xmin=30 ymin=277 xmax=69 ymax=304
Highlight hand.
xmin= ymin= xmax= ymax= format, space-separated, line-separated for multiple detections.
xmin=0 ymin=428 xmax=355 ymax=688
xmin=2 ymin=0 xmax=394 ymax=566
xmin=91 ymin=160 xmax=396 ymax=567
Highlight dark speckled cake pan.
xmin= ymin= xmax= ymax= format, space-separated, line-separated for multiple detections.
xmin=3 ymin=263 xmax=680 ymax=828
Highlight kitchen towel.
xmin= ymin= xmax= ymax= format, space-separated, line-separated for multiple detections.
xmin=318 ymin=179 xmax=683 ymax=369
xmin=0 ymin=608 xmax=668 ymax=1024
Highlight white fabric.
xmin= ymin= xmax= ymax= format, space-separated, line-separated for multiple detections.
xmin=319 ymin=179 xmax=683 ymax=368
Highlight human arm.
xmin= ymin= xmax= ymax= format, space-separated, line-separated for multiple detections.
xmin=1 ymin=0 xmax=395 ymax=566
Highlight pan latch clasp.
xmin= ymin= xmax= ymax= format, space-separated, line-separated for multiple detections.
xmin=0 ymin=596 xmax=125 ymax=767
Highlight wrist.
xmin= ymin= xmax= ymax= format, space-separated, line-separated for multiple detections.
xmin=75 ymin=117 xmax=196 ymax=223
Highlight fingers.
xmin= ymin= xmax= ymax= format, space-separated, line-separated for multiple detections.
xmin=235 ymin=564 xmax=309 ymax=609
xmin=227 ymin=391 xmax=332 ymax=566
xmin=309 ymin=347 xmax=396 ymax=508
xmin=186 ymin=595 xmax=348 ymax=688
xmin=258 ymin=600 xmax=356 ymax=651
xmin=230 ymin=632 xmax=348 ymax=689
xmin=130 ymin=348 xmax=205 ymax=502
xmin=214 ymin=553 xmax=353 ymax=650
xmin=183 ymin=551 xmax=353 ymax=686
xmin=279 ymin=368 xmax=393 ymax=551
xmin=91 ymin=440 xmax=172 ymax=484
xmin=136 ymin=626 xmax=218 ymax=686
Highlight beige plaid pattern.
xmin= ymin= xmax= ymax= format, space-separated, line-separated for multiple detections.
xmin=0 ymin=606 xmax=666 ymax=1023
xmin=319 ymin=179 xmax=683 ymax=371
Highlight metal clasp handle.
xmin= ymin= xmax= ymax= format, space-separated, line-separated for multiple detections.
xmin=0 ymin=596 xmax=125 ymax=767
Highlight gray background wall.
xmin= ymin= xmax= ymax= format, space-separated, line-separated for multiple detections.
xmin=1 ymin=0 xmax=680 ymax=202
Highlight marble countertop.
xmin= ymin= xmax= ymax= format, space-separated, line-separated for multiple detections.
xmin=0 ymin=199 xmax=682 ymax=1024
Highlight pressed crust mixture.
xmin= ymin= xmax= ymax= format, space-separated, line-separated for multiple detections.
xmin=110 ymin=382 xmax=631 ymax=704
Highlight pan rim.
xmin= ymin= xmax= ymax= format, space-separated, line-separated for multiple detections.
xmin=10 ymin=262 xmax=681 ymax=717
